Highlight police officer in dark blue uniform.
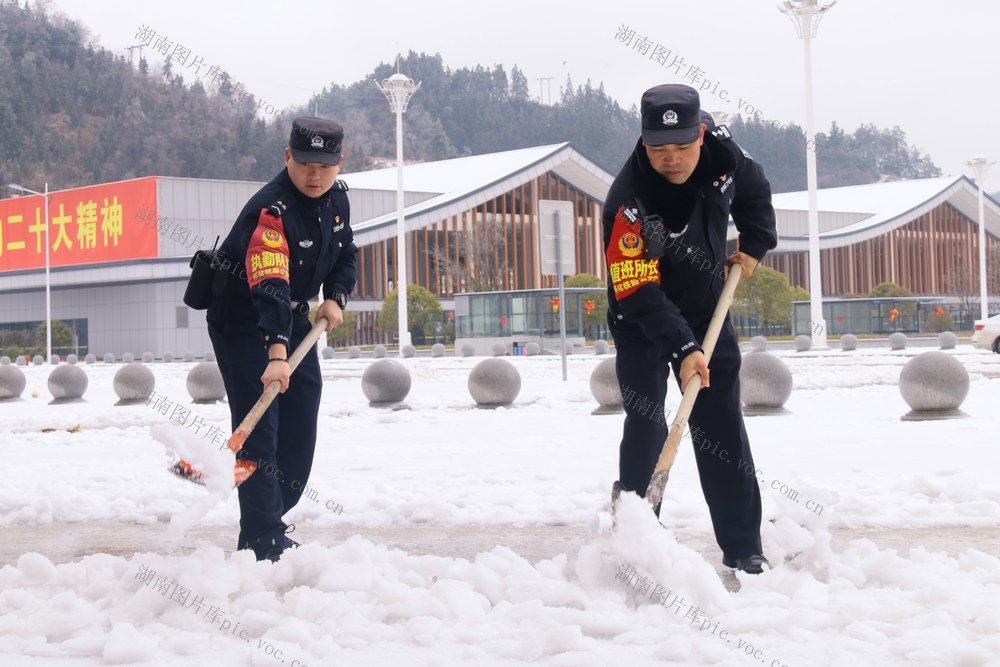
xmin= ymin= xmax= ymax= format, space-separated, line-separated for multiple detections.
xmin=208 ymin=116 xmax=357 ymax=562
xmin=604 ymin=85 xmax=777 ymax=573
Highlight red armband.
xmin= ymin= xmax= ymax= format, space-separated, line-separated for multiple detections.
xmin=246 ymin=208 xmax=290 ymax=289
xmin=606 ymin=204 xmax=661 ymax=299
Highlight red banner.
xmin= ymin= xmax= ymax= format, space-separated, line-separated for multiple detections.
xmin=0 ymin=177 xmax=158 ymax=272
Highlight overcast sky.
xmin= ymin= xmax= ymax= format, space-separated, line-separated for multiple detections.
xmin=46 ymin=0 xmax=1000 ymax=191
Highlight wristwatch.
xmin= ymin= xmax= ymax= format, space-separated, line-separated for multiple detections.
xmin=332 ymin=292 xmax=348 ymax=310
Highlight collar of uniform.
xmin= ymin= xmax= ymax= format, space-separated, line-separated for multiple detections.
xmin=701 ymin=131 xmax=737 ymax=179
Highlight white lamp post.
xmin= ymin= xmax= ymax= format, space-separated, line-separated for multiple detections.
xmin=376 ymin=72 xmax=420 ymax=352
xmin=8 ymin=182 xmax=52 ymax=363
xmin=780 ymin=0 xmax=835 ymax=349
xmin=964 ymin=155 xmax=996 ymax=320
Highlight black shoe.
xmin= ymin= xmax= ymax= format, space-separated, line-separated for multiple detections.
xmin=255 ymin=536 xmax=286 ymax=563
xmin=250 ymin=526 xmax=299 ymax=563
xmin=283 ymin=524 xmax=300 ymax=549
xmin=723 ymin=554 xmax=771 ymax=574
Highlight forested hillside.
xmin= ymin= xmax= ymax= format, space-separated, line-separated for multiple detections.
xmin=0 ymin=1 xmax=940 ymax=195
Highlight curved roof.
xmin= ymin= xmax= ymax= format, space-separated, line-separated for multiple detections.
xmin=345 ymin=143 xmax=614 ymax=245
xmin=754 ymin=175 xmax=1000 ymax=252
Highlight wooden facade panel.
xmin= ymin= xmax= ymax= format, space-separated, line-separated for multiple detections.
xmin=764 ymin=201 xmax=997 ymax=297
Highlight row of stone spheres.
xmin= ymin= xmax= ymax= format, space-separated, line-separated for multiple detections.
xmin=2 ymin=348 xmax=972 ymax=420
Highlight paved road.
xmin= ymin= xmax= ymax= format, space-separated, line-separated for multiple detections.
xmin=3 ymin=521 xmax=996 ymax=567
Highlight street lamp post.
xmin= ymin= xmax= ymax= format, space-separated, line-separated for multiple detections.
xmin=964 ymin=154 xmax=996 ymax=320
xmin=376 ymin=71 xmax=420 ymax=352
xmin=8 ymin=182 xmax=52 ymax=363
xmin=779 ymin=0 xmax=835 ymax=349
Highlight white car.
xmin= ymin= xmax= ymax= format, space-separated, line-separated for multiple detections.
xmin=972 ymin=313 xmax=1000 ymax=353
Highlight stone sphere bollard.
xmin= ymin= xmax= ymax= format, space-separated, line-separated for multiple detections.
xmin=794 ymin=335 xmax=811 ymax=352
xmin=938 ymin=331 xmax=957 ymax=350
xmin=49 ymin=355 xmax=60 ymax=365
xmin=187 ymin=362 xmax=226 ymax=404
xmin=204 ymin=351 xmax=216 ymax=362
xmin=402 ymin=345 xmax=416 ymax=358
xmin=16 ymin=356 xmax=26 ymax=366
xmin=460 ymin=344 xmax=475 ymax=358
xmin=113 ymin=363 xmax=155 ymax=405
xmin=84 ymin=354 xmax=96 ymax=364
xmin=141 ymin=352 xmax=154 ymax=363
xmin=361 ymin=358 xmax=411 ymax=406
xmin=103 ymin=353 xmax=116 ymax=364
xmin=67 ymin=354 xmax=78 ymax=365
xmin=594 ymin=340 xmax=610 ymax=355
xmin=899 ymin=351 xmax=969 ymax=421
xmin=182 ymin=351 xmax=195 ymax=362
xmin=373 ymin=345 xmax=387 ymax=359
xmin=0 ymin=356 xmax=9 ymax=365
xmin=840 ymin=334 xmax=858 ymax=351
xmin=590 ymin=357 xmax=622 ymax=415
xmin=431 ymin=343 xmax=446 ymax=358
xmin=162 ymin=352 xmax=175 ymax=363
xmin=492 ymin=343 xmax=507 ymax=357
xmin=47 ymin=364 xmax=88 ymax=403
xmin=525 ymin=342 xmax=540 ymax=356
xmin=468 ymin=358 xmax=521 ymax=408
xmin=739 ymin=353 xmax=793 ymax=416
xmin=321 ymin=347 xmax=335 ymax=359
xmin=889 ymin=332 xmax=907 ymax=350
xmin=0 ymin=365 xmax=27 ymax=400
xmin=122 ymin=353 xmax=134 ymax=363
xmin=32 ymin=355 xmax=44 ymax=365
xmin=749 ymin=336 xmax=768 ymax=353
xmin=347 ymin=346 xmax=361 ymax=359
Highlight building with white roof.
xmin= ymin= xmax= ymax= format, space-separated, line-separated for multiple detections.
xmin=2 ymin=146 xmax=996 ymax=358
xmin=753 ymin=175 xmax=1000 ymax=298
xmin=0 ymin=144 xmax=612 ymax=357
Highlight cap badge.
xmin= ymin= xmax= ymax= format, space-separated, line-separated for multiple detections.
xmin=310 ymin=135 xmax=324 ymax=148
xmin=662 ymin=110 xmax=678 ymax=126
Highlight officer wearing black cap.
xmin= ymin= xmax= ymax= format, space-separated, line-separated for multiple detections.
xmin=207 ymin=116 xmax=357 ymax=561
xmin=604 ymin=84 xmax=777 ymax=573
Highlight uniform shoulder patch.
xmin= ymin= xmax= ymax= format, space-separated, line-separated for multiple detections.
xmin=333 ymin=179 xmax=349 ymax=191
xmin=710 ymin=124 xmax=732 ymax=141
xmin=267 ymin=197 xmax=289 ymax=218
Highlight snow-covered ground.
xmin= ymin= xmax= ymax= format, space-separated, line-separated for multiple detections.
xmin=1 ymin=346 xmax=998 ymax=666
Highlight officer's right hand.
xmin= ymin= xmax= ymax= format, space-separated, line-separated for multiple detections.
xmin=262 ymin=359 xmax=291 ymax=393
xmin=679 ymin=351 xmax=710 ymax=392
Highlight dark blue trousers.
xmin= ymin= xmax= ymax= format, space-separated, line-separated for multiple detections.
xmin=611 ymin=317 xmax=763 ymax=561
xmin=208 ymin=313 xmax=322 ymax=554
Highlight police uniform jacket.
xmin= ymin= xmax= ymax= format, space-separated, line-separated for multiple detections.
xmin=603 ymin=129 xmax=777 ymax=361
xmin=211 ymin=168 xmax=358 ymax=349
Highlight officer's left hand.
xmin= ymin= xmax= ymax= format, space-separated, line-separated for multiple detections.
xmin=725 ymin=252 xmax=759 ymax=279
xmin=315 ymin=299 xmax=344 ymax=332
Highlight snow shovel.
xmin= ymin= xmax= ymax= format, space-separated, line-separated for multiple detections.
xmin=645 ymin=264 xmax=743 ymax=513
xmin=171 ymin=317 xmax=328 ymax=487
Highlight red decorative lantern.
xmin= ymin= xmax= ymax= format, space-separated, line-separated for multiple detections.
xmin=933 ymin=306 xmax=944 ymax=317
xmin=551 ymin=296 xmax=560 ymax=312
xmin=584 ymin=299 xmax=595 ymax=314
xmin=500 ymin=316 xmax=508 ymax=325
xmin=889 ymin=308 xmax=899 ymax=323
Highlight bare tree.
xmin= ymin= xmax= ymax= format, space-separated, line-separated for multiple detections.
xmin=942 ymin=265 xmax=980 ymax=330
xmin=431 ymin=213 xmax=512 ymax=293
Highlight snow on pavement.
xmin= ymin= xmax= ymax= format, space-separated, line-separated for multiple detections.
xmin=1 ymin=349 xmax=998 ymax=665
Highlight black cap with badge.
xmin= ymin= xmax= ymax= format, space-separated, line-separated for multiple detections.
xmin=289 ymin=116 xmax=344 ymax=166
xmin=640 ymin=84 xmax=703 ymax=146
